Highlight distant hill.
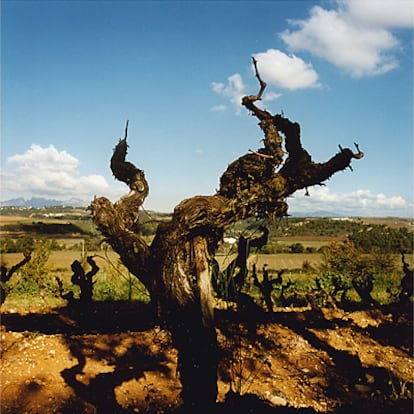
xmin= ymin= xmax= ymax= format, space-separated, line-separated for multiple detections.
xmin=0 ymin=197 xmax=87 ymax=208
xmin=1 ymin=198 xmax=346 ymax=218
xmin=290 ymin=210 xmax=347 ymax=218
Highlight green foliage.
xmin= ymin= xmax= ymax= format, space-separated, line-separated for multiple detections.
xmin=92 ymin=259 xmax=150 ymax=303
xmin=260 ymin=243 xmax=287 ymax=254
xmin=2 ymin=222 xmax=88 ymax=235
xmin=12 ymin=279 xmax=40 ymax=296
xmin=289 ymin=242 xmax=305 ymax=253
xmin=301 ymin=260 xmax=315 ymax=274
xmin=19 ymin=238 xmax=51 ymax=282
xmin=6 ymin=238 xmax=57 ymax=300
xmin=0 ymin=237 xmax=18 ymax=253
xmin=314 ymin=271 xmax=353 ymax=306
xmin=50 ymin=240 xmax=65 ymax=251
xmin=321 ymin=240 xmax=358 ymax=275
xmin=275 ymin=217 xmax=364 ymax=238
xmin=84 ymin=236 xmax=102 ymax=252
xmin=349 ymin=225 xmax=413 ymax=254
xmin=16 ymin=235 xmax=35 ymax=256
xmin=317 ymin=240 xmax=397 ymax=306
xmin=0 ymin=235 xmax=36 ymax=255
xmin=93 ymin=274 xmax=150 ymax=302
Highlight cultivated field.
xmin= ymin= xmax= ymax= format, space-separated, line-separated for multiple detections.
xmin=1 ymin=209 xmax=413 ymax=413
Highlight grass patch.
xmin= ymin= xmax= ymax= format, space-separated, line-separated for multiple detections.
xmin=248 ymin=253 xmax=323 ymax=271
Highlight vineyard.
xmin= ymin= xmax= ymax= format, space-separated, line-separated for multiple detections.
xmin=1 ymin=207 xmax=413 ymax=413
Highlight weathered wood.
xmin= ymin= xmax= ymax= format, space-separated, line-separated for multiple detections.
xmin=89 ymin=58 xmax=364 ymax=407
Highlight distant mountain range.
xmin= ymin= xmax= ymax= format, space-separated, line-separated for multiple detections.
xmin=0 ymin=197 xmax=353 ymax=218
xmin=0 ymin=197 xmax=88 ymax=208
xmin=289 ymin=210 xmax=348 ymax=218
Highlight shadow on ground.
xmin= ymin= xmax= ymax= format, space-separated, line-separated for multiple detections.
xmin=1 ymin=303 xmax=412 ymax=414
xmin=1 ymin=300 xmax=157 ymax=334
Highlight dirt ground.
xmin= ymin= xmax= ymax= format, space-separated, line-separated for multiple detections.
xmin=1 ymin=301 xmax=413 ymax=414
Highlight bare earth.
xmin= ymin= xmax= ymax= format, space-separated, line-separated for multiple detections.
xmin=1 ymin=302 xmax=412 ymax=413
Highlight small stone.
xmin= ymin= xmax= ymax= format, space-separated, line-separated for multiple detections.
xmin=365 ymin=373 xmax=375 ymax=384
xmin=355 ymin=383 xmax=372 ymax=393
xmin=270 ymin=395 xmax=287 ymax=406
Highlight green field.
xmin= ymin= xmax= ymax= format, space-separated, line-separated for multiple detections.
xmin=3 ymin=247 xmax=412 ymax=273
xmin=216 ymin=252 xmax=323 ymax=272
xmin=2 ymin=250 xmax=320 ymax=272
xmin=1 ymin=249 xmax=120 ymax=269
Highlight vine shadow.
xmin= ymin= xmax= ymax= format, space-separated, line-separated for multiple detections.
xmin=1 ymin=300 xmax=157 ymax=334
xmin=59 ymin=333 xmax=175 ymax=413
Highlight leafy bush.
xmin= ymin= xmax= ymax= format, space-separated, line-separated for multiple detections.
xmin=5 ymin=238 xmax=55 ymax=301
xmin=16 ymin=235 xmax=35 ymax=256
xmin=316 ymin=240 xmax=398 ymax=306
xmin=0 ymin=237 xmax=18 ymax=253
xmin=289 ymin=243 xmax=305 ymax=253
xmin=18 ymin=238 xmax=51 ymax=283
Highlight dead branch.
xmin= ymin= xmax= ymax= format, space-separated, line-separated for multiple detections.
xmin=241 ymin=58 xmax=273 ymax=121
xmin=124 ymin=119 xmax=129 ymax=140
xmin=251 ymin=56 xmax=267 ymax=101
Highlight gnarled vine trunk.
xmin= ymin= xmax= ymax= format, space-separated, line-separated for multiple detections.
xmin=89 ymin=58 xmax=364 ymax=409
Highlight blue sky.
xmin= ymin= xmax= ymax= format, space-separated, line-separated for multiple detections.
xmin=1 ymin=0 xmax=413 ymax=217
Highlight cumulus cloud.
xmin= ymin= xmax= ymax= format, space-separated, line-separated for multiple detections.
xmin=211 ymin=0 xmax=412 ymax=111
xmin=4 ymin=144 xmax=113 ymax=200
xmin=343 ymin=0 xmax=414 ymax=28
xmin=280 ymin=0 xmax=412 ymax=77
xmin=288 ymin=187 xmax=413 ymax=217
xmin=253 ymin=49 xmax=321 ymax=90
xmin=211 ymin=73 xmax=247 ymax=113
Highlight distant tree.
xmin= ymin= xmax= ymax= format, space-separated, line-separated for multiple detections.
xmin=320 ymin=240 xmax=395 ymax=307
xmin=18 ymin=238 xmax=51 ymax=297
xmin=0 ymin=237 xmax=17 ymax=253
xmin=15 ymin=235 xmax=35 ymax=256
xmin=84 ymin=236 xmax=102 ymax=252
xmin=50 ymin=240 xmax=64 ymax=251
xmin=349 ymin=225 xmax=413 ymax=253
xmin=289 ymin=242 xmax=305 ymax=253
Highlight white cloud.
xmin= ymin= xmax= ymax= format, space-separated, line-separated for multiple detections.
xmin=211 ymin=51 xmax=317 ymax=111
xmin=253 ymin=49 xmax=321 ymax=90
xmin=211 ymin=73 xmax=247 ymax=114
xmin=4 ymin=144 xmax=113 ymax=200
xmin=280 ymin=0 xmax=412 ymax=77
xmin=343 ymin=0 xmax=414 ymax=28
xmin=262 ymin=91 xmax=282 ymax=102
xmin=288 ymin=186 xmax=413 ymax=217
xmin=210 ymin=104 xmax=227 ymax=112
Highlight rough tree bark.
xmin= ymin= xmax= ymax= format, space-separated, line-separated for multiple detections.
xmin=89 ymin=58 xmax=364 ymax=409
